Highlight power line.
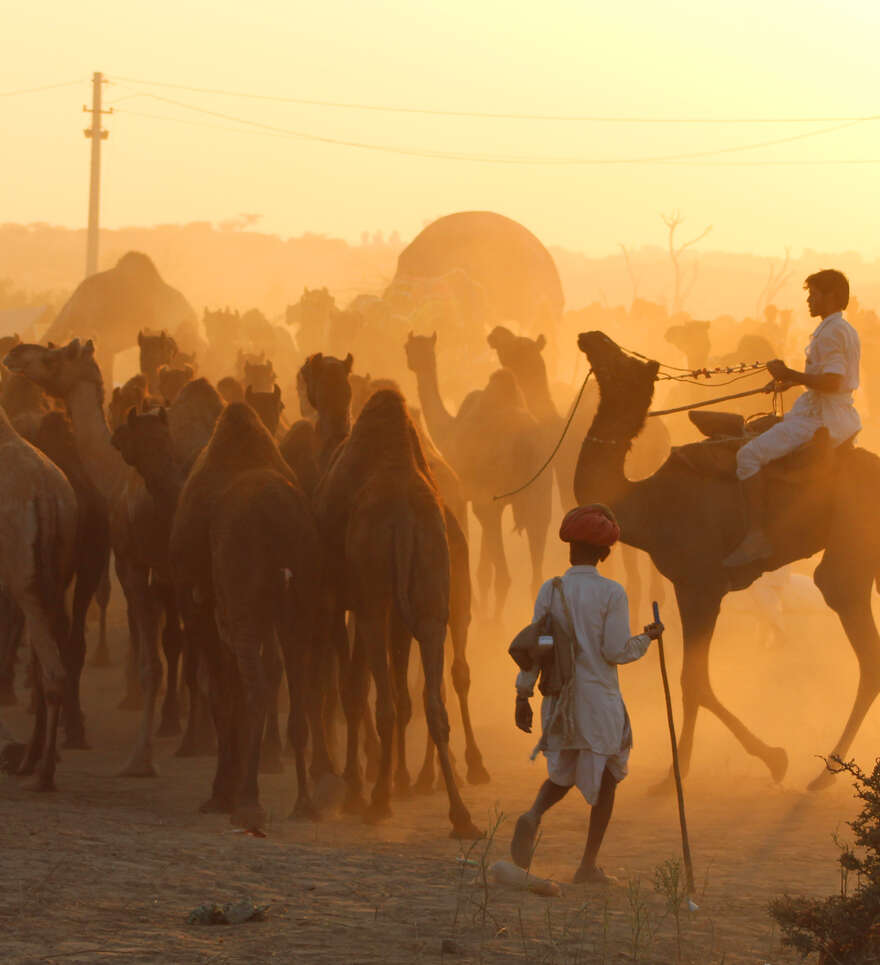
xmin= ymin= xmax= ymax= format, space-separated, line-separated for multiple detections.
xmin=109 ymin=74 xmax=880 ymax=124
xmin=111 ymin=89 xmax=874 ymax=165
xmin=0 ymin=78 xmax=85 ymax=97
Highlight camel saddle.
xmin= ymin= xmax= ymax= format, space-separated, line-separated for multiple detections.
xmin=671 ymin=409 xmax=853 ymax=480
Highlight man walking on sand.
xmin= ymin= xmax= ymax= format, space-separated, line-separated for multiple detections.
xmin=511 ymin=504 xmax=663 ymax=884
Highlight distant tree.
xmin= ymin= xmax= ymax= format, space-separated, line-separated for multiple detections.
xmin=660 ymin=211 xmax=712 ymax=313
xmin=618 ymin=243 xmax=640 ymax=307
xmin=755 ymin=246 xmax=792 ymax=317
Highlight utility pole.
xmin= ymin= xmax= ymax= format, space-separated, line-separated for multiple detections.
xmin=83 ymin=72 xmax=111 ymax=277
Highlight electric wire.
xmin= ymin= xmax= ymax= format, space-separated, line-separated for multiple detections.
xmin=0 ymin=78 xmax=85 ymax=96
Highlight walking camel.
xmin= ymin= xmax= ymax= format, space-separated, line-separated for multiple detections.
xmin=0 ymin=406 xmax=77 ymax=790
xmin=486 ymin=324 xmax=670 ymax=619
xmin=316 ymin=388 xmax=481 ymax=836
xmin=405 ymin=332 xmax=552 ymax=616
xmin=574 ymin=330 xmax=880 ymax=790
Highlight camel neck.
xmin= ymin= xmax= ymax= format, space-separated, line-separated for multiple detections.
xmin=316 ymin=407 xmax=349 ymax=466
xmin=515 ymin=366 xmax=559 ymax=425
xmin=65 ymin=379 xmax=128 ymax=503
xmin=411 ymin=357 xmax=455 ymax=450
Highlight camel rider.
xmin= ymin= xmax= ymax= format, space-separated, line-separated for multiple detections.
xmin=510 ymin=504 xmax=663 ymax=884
xmin=724 ymin=269 xmax=861 ymax=567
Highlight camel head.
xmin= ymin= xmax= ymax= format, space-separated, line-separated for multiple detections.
xmin=217 ymin=376 xmax=245 ymax=405
xmin=242 ymin=357 xmax=277 ymax=393
xmin=487 ymin=325 xmax=547 ymax=387
xmin=3 ymin=338 xmax=104 ymax=400
xmin=299 ymin=352 xmax=353 ymax=421
xmin=158 ymin=364 xmax=194 ymax=405
xmin=404 ymin=331 xmax=438 ymax=374
xmin=111 ymin=406 xmax=176 ymax=490
xmin=577 ymin=331 xmax=659 ymax=439
xmin=138 ymin=329 xmax=178 ymax=376
xmin=109 ymin=374 xmax=149 ymax=431
xmin=203 ymin=307 xmax=243 ymax=345
xmin=245 ymin=383 xmax=284 ymax=437
xmin=664 ymin=320 xmax=710 ymax=368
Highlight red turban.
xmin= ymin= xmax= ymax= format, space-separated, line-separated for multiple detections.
xmin=559 ymin=505 xmax=620 ymax=546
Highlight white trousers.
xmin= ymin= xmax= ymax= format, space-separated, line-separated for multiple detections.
xmin=735 ymin=415 xmax=821 ymax=480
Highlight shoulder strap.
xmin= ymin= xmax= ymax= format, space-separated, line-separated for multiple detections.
xmin=552 ymin=576 xmax=577 ymax=646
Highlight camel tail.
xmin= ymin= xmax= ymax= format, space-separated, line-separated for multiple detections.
xmin=392 ymin=513 xmax=418 ymax=635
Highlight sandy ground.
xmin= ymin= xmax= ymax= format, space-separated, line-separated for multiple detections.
xmin=2 ymin=532 xmax=877 ymax=965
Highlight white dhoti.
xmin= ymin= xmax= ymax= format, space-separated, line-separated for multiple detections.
xmin=545 ymin=747 xmax=629 ymax=805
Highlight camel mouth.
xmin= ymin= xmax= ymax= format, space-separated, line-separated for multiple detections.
xmin=2 ymin=348 xmax=24 ymax=373
xmin=577 ymin=331 xmax=620 ymax=368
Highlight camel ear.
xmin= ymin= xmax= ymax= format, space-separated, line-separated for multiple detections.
xmin=158 ymin=406 xmax=168 ymax=425
xmin=65 ymin=338 xmax=81 ymax=359
xmin=343 ymin=353 xmax=354 ymax=374
xmin=273 ymin=384 xmax=281 ymax=399
xmin=245 ymin=384 xmax=254 ymax=401
xmin=83 ymin=339 xmax=95 ymax=357
xmin=430 ymin=332 xmax=437 ymax=346
xmin=127 ymin=406 xmax=138 ymax=428
xmin=536 ymin=334 xmax=546 ymax=352
xmin=408 ymin=329 xmax=413 ymax=340
xmin=47 ymin=341 xmax=56 ymax=349
xmin=138 ymin=332 xmax=144 ymax=347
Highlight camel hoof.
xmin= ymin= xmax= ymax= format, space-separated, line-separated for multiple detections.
xmin=199 ymin=795 xmax=233 ymax=815
xmin=118 ymin=757 xmax=158 ymax=778
xmin=231 ymin=804 xmax=266 ymax=831
xmin=364 ymin=800 xmax=393 ymax=825
xmin=0 ymin=742 xmax=27 ymax=774
xmin=808 ymin=768 xmax=837 ymax=792
xmin=466 ymin=762 xmax=491 ymax=786
xmin=450 ymin=820 xmax=484 ymax=840
xmin=768 ymin=747 xmax=789 ymax=784
xmin=313 ymin=773 xmax=346 ymax=811
xmin=289 ymin=797 xmax=321 ymax=822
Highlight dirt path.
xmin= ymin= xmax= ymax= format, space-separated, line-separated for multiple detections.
xmin=0 ymin=606 xmax=865 ymax=964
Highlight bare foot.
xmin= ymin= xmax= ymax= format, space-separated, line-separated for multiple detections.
xmin=573 ymin=865 xmax=619 ymax=886
xmin=450 ymin=819 xmax=484 ymax=841
xmin=466 ymin=760 xmax=491 ymax=786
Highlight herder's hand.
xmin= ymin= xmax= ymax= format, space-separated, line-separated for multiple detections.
xmin=766 ymin=359 xmax=790 ymax=381
xmin=643 ymin=621 xmax=665 ymax=640
xmin=515 ymin=696 xmax=533 ymax=734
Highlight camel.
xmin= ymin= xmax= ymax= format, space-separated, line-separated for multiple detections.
xmin=0 ymin=406 xmax=77 ymax=790
xmin=42 ymin=252 xmax=195 ymax=388
xmin=574 ymin=330 xmax=880 ymax=791
xmin=239 ymin=352 xmax=277 ymax=393
xmin=217 ymin=377 xmax=245 ymax=405
xmin=31 ymin=411 xmax=111 ymax=747
xmin=486 ymin=324 xmax=670 ymax=618
xmin=405 ymin=332 xmax=552 ymax=616
xmin=2 ymin=339 xmax=217 ymax=773
xmin=138 ymin=330 xmax=179 ymax=395
xmin=158 ymin=364 xmax=195 ymax=405
xmin=169 ymin=402 xmax=320 ymax=826
xmin=315 ymin=388 xmax=481 ymax=837
xmin=245 ymin=384 xmax=284 ymax=438
xmin=109 ymin=375 xmax=151 ymax=431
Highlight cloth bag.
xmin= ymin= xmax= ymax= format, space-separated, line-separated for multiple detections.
xmin=507 ymin=577 xmax=578 ymax=697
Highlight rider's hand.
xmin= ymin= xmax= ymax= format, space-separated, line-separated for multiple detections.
xmin=643 ymin=621 xmax=665 ymax=640
xmin=766 ymin=359 xmax=789 ymax=381
xmin=515 ymin=696 xmax=533 ymax=734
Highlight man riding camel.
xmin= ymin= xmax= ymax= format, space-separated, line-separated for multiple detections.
xmin=724 ymin=269 xmax=861 ymax=567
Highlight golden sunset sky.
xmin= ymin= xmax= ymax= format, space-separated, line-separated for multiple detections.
xmin=4 ymin=0 xmax=879 ymax=256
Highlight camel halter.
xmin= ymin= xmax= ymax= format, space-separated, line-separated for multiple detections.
xmin=492 ymin=346 xmax=776 ymax=500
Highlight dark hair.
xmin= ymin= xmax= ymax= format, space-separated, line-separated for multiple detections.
xmin=569 ymin=542 xmax=611 ymax=566
xmin=805 ymin=269 xmax=849 ymax=309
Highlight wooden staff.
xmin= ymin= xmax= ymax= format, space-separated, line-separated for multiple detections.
xmin=653 ymin=601 xmax=698 ymax=909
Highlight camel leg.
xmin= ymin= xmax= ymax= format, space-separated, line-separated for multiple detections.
xmin=116 ymin=554 xmax=143 ymax=711
xmin=360 ymin=610 xmax=395 ymax=825
xmin=472 ymin=506 xmax=495 ymax=619
xmin=91 ymin=558 xmax=112 ymax=667
xmin=525 ymin=515 xmax=548 ymax=606
xmin=654 ymin=583 xmax=787 ymax=793
xmin=200 ymin=637 xmax=239 ymax=814
xmin=259 ymin=635 xmax=284 ymax=774
xmin=156 ymin=588 xmax=183 ymax=738
xmin=17 ymin=654 xmax=47 ymax=777
xmin=34 ymin=676 xmax=62 ymax=793
xmin=414 ymin=621 xmax=481 ymax=839
xmin=117 ymin=566 xmax=161 ymax=777
xmin=809 ymin=560 xmax=880 ymax=791
xmin=0 ymin=594 xmax=24 ymax=706
xmin=174 ymin=618 xmax=215 ymax=758
xmin=390 ymin=612 xmax=413 ymax=798
xmin=307 ymin=601 xmax=342 ymax=779
xmin=449 ymin=641 xmax=490 ymax=786
xmin=474 ymin=502 xmax=510 ymax=621
xmin=61 ymin=571 xmax=91 ymax=749
xmin=340 ymin=621 xmax=369 ymax=815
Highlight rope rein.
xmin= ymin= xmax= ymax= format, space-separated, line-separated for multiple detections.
xmin=492 ymin=368 xmax=593 ymax=502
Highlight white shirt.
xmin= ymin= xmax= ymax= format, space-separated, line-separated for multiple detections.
xmin=788 ymin=311 xmax=861 ymax=443
xmin=520 ymin=566 xmax=652 ymax=755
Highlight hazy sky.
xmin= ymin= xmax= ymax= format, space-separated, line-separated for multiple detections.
xmin=4 ymin=1 xmax=879 ymax=256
